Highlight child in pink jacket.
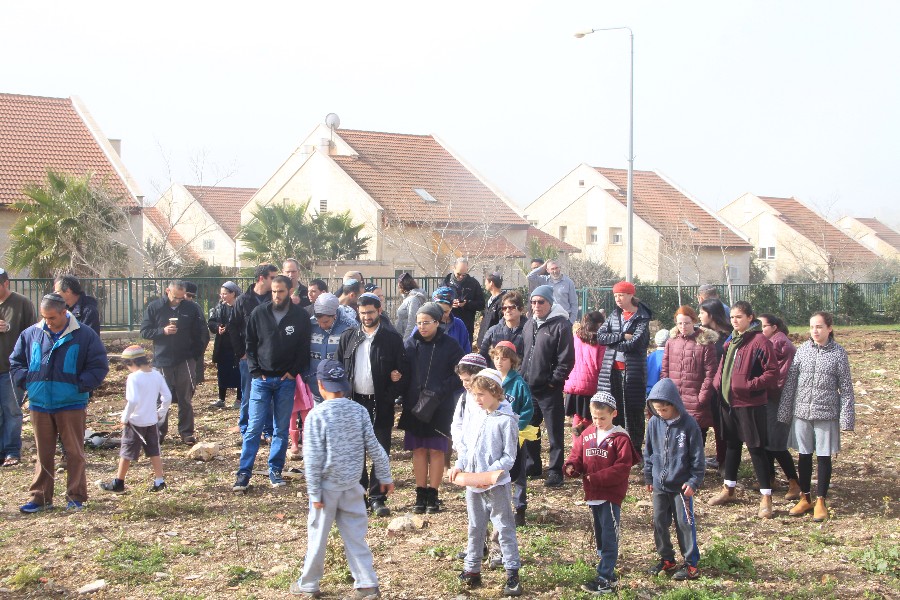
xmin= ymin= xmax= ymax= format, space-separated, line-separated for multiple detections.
xmin=564 ymin=312 xmax=606 ymax=435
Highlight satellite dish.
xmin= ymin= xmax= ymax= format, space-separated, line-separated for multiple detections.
xmin=325 ymin=113 xmax=341 ymax=130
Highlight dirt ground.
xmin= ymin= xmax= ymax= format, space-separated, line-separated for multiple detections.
xmin=0 ymin=328 xmax=898 ymax=599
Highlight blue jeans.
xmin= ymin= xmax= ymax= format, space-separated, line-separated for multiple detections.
xmin=238 ymin=359 xmax=272 ymax=437
xmin=590 ymin=502 xmax=621 ymax=583
xmin=238 ymin=376 xmax=294 ymax=476
xmin=0 ymin=373 xmax=24 ymax=459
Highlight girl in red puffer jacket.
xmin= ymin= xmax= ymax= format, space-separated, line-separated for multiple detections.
xmin=564 ymin=312 xmax=606 ymax=435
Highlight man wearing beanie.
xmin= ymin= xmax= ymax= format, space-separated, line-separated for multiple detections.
xmin=527 ymin=259 xmax=578 ymax=324
xmin=597 ymin=281 xmax=652 ymax=455
xmin=520 ymin=285 xmax=575 ymax=487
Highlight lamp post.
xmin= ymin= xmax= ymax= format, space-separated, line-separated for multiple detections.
xmin=575 ymin=26 xmax=634 ymax=282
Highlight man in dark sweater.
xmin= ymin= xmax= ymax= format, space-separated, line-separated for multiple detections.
xmin=233 ymin=275 xmax=311 ymax=490
xmin=140 ymin=281 xmax=205 ymax=444
xmin=442 ymin=258 xmax=485 ymax=341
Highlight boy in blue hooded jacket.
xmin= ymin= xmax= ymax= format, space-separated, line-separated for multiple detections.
xmin=643 ymin=378 xmax=705 ymax=581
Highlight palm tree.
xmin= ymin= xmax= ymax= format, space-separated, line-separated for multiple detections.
xmin=311 ymin=211 xmax=371 ymax=262
xmin=7 ymin=169 xmax=128 ymax=277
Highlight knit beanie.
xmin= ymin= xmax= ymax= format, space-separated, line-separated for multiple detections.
xmin=417 ymin=302 xmax=444 ymax=322
xmin=531 ymin=285 xmax=554 ymax=305
xmin=612 ymin=281 xmax=636 ymax=295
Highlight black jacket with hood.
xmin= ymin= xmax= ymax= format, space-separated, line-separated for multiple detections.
xmin=229 ymin=284 xmax=270 ymax=358
xmin=246 ymin=301 xmax=310 ymax=378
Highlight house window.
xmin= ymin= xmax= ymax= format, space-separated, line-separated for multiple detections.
xmin=609 ymin=227 xmax=623 ymax=245
xmin=578 ymin=179 xmax=585 ymax=187
xmin=728 ymin=266 xmax=740 ymax=280
xmin=758 ymin=246 xmax=776 ymax=260
xmin=319 ymin=199 xmax=328 ymax=213
xmin=529 ymin=220 xmax=538 ymax=227
xmin=202 ymin=239 xmax=215 ymax=251
xmin=395 ymin=269 xmax=412 ymax=279
xmin=558 ymin=226 xmax=567 ymax=242
xmin=586 ymin=227 xmax=598 ymax=244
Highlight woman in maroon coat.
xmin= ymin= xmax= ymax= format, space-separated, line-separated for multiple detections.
xmin=708 ymin=301 xmax=779 ymax=519
xmin=661 ymin=306 xmax=719 ymax=449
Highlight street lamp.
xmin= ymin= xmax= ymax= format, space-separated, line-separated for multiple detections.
xmin=575 ymin=26 xmax=634 ymax=282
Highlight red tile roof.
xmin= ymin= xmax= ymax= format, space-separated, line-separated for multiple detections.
xmin=596 ymin=168 xmax=750 ymax=248
xmin=184 ymin=185 xmax=256 ymax=239
xmin=758 ymin=197 xmax=877 ymax=262
xmin=331 ymin=129 xmax=525 ymax=225
xmin=526 ymin=226 xmax=581 ymax=254
xmin=437 ymin=231 xmax=526 ymax=259
xmin=856 ymin=217 xmax=900 ymax=252
xmin=0 ymin=93 xmax=137 ymax=207
xmin=144 ymin=206 xmax=201 ymax=262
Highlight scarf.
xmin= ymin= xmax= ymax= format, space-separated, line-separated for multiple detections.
xmin=720 ymin=320 xmax=762 ymax=405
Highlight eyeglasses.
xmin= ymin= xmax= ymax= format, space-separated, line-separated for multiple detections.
xmin=185 ymin=293 xmax=196 ymax=300
xmin=416 ymin=320 xmax=437 ymax=327
xmin=501 ymin=305 xmax=518 ymax=311
xmin=530 ymin=299 xmax=547 ymax=305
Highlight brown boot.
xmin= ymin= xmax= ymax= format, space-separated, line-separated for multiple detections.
xmin=758 ymin=494 xmax=773 ymax=519
xmin=812 ymin=496 xmax=828 ymax=522
xmin=784 ymin=479 xmax=802 ymax=501
xmin=789 ymin=493 xmax=813 ymax=517
xmin=707 ymin=485 xmax=737 ymax=506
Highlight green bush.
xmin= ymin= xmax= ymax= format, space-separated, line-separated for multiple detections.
xmin=698 ymin=538 xmax=756 ymax=576
xmin=852 ymin=542 xmax=900 ymax=578
xmin=885 ymin=283 xmax=900 ymax=323
xmin=837 ymin=282 xmax=872 ymax=324
xmin=743 ymin=284 xmax=780 ymax=316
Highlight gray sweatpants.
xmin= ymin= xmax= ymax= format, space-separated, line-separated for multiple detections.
xmin=652 ymin=491 xmax=700 ymax=567
xmin=297 ymin=485 xmax=378 ymax=593
xmin=465 ymin=483 xmax=521 ymax=572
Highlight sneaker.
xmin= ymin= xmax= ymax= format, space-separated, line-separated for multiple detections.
xmin=370 ymin=499 xmax=390 ymax=517
xmin=705 ymin=456 xmax=719 ymax=470
xmin=211 ymin=400 xmax=226 ymax=409
xmin=261 ymin=433 xmax=272 ymax=445
xmin=647 ymin=558 xmax=678 ymax=576
xmin=581 ymin=578 xmax=617 ymax=595
xmin=344 ymin=587 xmax=380 ymax=599
xmin=489 ymin=553 xmax=504 ymax=570
xmin=66 ymin=500 xmax=84 ymax=511
xmin=515 ymin=507 xmax=526 ymax=527
xmin=233 ymin=472 xmax=251 ymax=491
xmin=149 ymin=481 xmax=167 ymax=493
xmin=544 ymin=471 xmax=564 ymax=488
xmin=269 ymin=471 xmax=287 ymax=487
xmin=19 ymin=501 xmax=53 ymax=514
xmin=98 ymin=479 xmax=126 ymax=494
xmin=458 ymin=570 xmax=482 ymax=587
xmin=672 ymin=564 xmax=700 ymax=581
xmin=288 ymin=580 xmax=322 ymax=597
xmin=503 ymin=570 xmax=522 ymax=596
xmin=181 ymin=435 xmax=197 ymax=445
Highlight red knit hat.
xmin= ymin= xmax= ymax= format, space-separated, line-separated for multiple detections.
xmin=612 ymin=281 xmax=636 ymax=295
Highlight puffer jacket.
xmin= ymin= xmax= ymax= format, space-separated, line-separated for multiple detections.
xmin=768 ymin=330 xmax=796 ymax=395
xmin=661 ymin=326 xmax=719 ymax=429
xmin=777 ymin=339 xmax=855 ymax=431
xmin=597 ymin=301 xmax=652 ymax=408
xmin=712 ymin=323 xmax=778 ymax=408
xmin=563 ymin=333 xmax=605 ymax=397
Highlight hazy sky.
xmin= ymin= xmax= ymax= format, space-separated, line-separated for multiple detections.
xmin=4 ymin=1 xmax=899 ymax=227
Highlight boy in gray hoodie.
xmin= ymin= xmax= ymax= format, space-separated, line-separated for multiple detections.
xmin=291 ymin=360 xmax=393 ymax=600
xmin=644 ymin=378 xmax=705 ymax=582
xmin=449 ymin=368 xmax=522 ymax=597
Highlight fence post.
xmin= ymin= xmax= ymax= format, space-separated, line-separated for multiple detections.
xmin=127 ymin=277 xmax=134 ymax=331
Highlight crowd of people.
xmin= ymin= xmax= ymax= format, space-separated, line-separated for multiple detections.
xmin=0 ymin=263 xmax=858 ymax=598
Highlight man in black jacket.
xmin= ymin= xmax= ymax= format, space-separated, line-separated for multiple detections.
xmin=336 ymin=293 xmax=408 ymax=516
xmin=520 ymin=285 xmax=575 ymax=487
xmin=476 ymin=272 xmax=504 ymax=347
xmin=441 ymin=258 xmax=485 ymax=340
xmin=233 ymin=275 xmax=310 ymax=491
xmin=53 ymin=275 xmax=100 ymax=335
xmin=140 ymin=281 xmax=206 ymax=444
xmin=230 ymin=264 xmax=278 ymax=438
xmin=183 ymin=281 xmax=211 ymax=386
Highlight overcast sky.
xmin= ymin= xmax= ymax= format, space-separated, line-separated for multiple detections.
xmin=4 ymin=1 xmax=899 ymax=227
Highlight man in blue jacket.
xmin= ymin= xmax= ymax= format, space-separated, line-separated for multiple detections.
xmin=9 ymin=293 xmax=109 ymax=513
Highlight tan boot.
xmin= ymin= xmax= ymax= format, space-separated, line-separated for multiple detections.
xmin=708 ymin=485 xmax=738 ymax=506
xmin=812 ymin=496 xmax=828 ymax=522
xmin=789 ymin=493 xmax=813 ymax=517
xmin=784 ymin=479 xmax=802 ymax=501
xmin=758 ymin=494 xmax=773 ymax=519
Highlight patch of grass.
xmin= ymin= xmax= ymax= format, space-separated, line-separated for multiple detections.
xmin=116 ymin=494 xmax=208 ymax=521
xmin=171 ymin=542 xmax=200 ymax=556
xmin=527 ymin=559 xmax=595 ymax=588
xmin=698 ymin=538 xmax=756 ymax=577
xmin=525 ymin=533 xmax=556 ymax=559
xmin=96 ymin=539 xmax=167 ymax=584
xmin=159 ymin=593 xmax=204 ymax=600
xmin=736 ymin=461 xmax=755 ymax=481
xmin=423 ymin=544 xmax=455 ymax=559
xmin=808 ymin=530 xmax=841 ymax=548
xmin=852 ymin=542 xmax=900 ymax=578
xmin=264 ymin=568 xmax=299 ymax=590
xmin=658 ymin=589 xmax=743 ymax=600
xmin=225 ymin=565 xmax=260 ymax=587
xmin=3 ymin=564 xmax=45 ymax=591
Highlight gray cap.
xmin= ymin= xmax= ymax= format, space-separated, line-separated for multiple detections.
xmin=654 ymin=329 xmax=670 ymax=347
xmin=314 ymin=293 xmax=339 ymax=316
xmin=531 ymin=284 xmax=554 ymax=305
xmin=417 ymin=302 xmax=444 ymax=322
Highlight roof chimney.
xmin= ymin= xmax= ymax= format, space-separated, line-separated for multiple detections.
xmin=108 ymin=138 xmax=121 ymax=156
xmin=318 ymin=138 xmax=332 ymax=155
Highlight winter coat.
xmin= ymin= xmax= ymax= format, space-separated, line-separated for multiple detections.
xmin=520 ymin=304 xmax=575 ymax=392
xmin=768 ymin=331 xmax=796 ymax=395
xmin=208 ymin=302 xmax=237 ymax=364
xmin=228 ymin=285 xmax=270 ymax=358
xmin=454 ymin=399 xmax=519 ymax=493
xmin=476 ymin=292 xmax=505 ymax=347
xmin=661 ymin=326 xmax=719 ymax=429
xmin=526 ymin=267 xmax=579 ymax=324
xmin=441 ymin=273 xmax=485 ymax=336
xmin=479 ymin=318 xmax=527 ymax=364
xmin=337 ymin=323 xmax=410 ymax=429
xmin=398 ymin=328 xmax=465 ymax=438
xmin=305 ymin=315 xmax=355 ymax=397
xmin=502 ymin=369 xmax=534 ymax=431
xmin=68 ymin=294 xmax=101 ymax=335
xmin=563 ymin=334 xmax=605 ymax=397
xmin=597 ymin=301 xmax=652 ymax=409
xmin=9 ymin=316 xmax=109 ymax=412
xmin=646 ymin=349 xmax=664 ymax=396
xmin=396 ymin=289 xmax=427 ymax=340
xmin=245 ymin=302 xmax=311 ymax=378
xmin=643 ymin=379 xmax=706 ymax=493
xmin=140 ymin=296 xmax=206 ymax=367
xmin=411 ymin=315 xmax=471 ymax=352
xmin=712 ymin=325 xmax=778 ymax=408
xmin=565 ymin=425 xmax=640 ymax=504
xmin=777 ymin=340 xmax=855 ymax=431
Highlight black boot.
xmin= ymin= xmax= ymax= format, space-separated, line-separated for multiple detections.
xmin=413 ymin=487 xmax=427 ymax=514
xmin=425 ymin=486 xmax=440 ymax=514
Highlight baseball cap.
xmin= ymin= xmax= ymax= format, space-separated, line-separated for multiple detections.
xmin=316 ymin=359 xmax=351 ymax=393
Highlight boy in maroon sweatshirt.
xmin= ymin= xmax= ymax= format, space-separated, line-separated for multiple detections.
xmin=565 ymin=392 xmax=641 ymax=594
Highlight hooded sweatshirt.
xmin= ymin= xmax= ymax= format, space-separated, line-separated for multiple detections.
xmin=565 ymin=424 xmax=640 ymax=504
xmin=454 ymin=399 xmax=519 ymax=493
xmin=643 ymin=378 xmax=705 ymax=494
